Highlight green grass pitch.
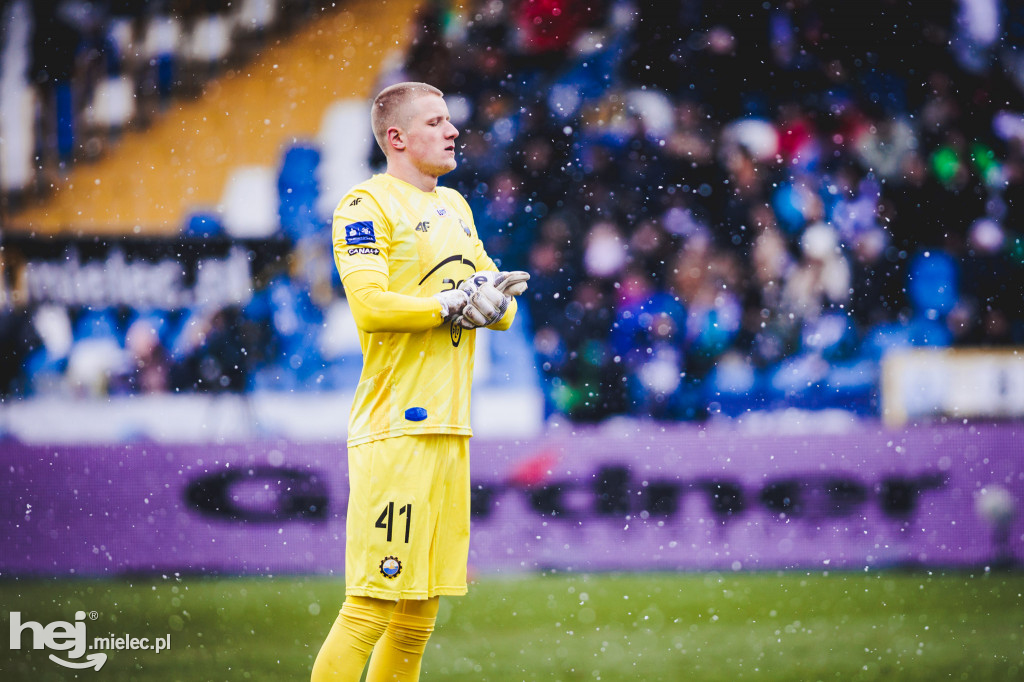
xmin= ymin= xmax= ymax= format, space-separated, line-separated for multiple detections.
xmin=2 ymin=571 xmax=1023 ymax=681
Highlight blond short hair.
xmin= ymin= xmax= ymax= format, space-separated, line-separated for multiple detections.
xmin=371 ymin=82 xmax=444 ymax=155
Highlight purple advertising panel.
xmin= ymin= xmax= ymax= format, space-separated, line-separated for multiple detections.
xmin=1 ymin=423 xmax=1022 ymax=577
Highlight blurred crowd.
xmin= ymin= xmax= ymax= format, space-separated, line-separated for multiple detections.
xmin=0 ymin=0 xmax=352 ymax=399
xmin=384 ymin=0 xmax=1024 ymax=421
xmin=5 ymin=0 xmax=1024 ymax=425
xmin=0 ymin=0 xmax=320 ymax=198
xmin=0 ymin=238 xmax=356 ymax=398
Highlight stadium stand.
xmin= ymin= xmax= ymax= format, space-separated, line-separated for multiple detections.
xmin=2 ymin=0 xmax=1024 ymax=431
xmin=1 ymin=0 xmax=417 ymax=233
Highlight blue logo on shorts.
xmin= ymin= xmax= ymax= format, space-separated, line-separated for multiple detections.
xmin=380 ymin=556 xmax=402 ymax=579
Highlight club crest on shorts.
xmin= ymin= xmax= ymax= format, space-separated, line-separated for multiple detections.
xmin=379 ymin=556 xmax=403 ymax=579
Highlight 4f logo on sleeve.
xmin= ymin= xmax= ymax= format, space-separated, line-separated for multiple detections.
xmin=345 ymin=221 xmax=375 ymax=245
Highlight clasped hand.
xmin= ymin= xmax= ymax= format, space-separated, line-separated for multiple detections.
xmin=433 ymin=270 xmax=530 ymax=328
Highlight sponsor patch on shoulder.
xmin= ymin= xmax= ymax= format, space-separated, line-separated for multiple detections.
xmin=345 ymin=220 xmax=375 ymax=245
xmin=348 ymin=247 xmax=380 ymax=256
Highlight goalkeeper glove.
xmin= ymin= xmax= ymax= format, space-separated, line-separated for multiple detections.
xmin=495 ymin=270 xmax=530 ymax=296
xmin=455 ymin=270 xmax=530 ymax=329
xmin=433 ymin=289 xmax=470 ymax=320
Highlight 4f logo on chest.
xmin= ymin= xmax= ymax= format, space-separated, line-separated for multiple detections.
xmin=415 ymin=220 xmax=430 ymax=232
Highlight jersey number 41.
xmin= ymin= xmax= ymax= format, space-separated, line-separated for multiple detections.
xmin=375 ymin=502 xmax=412 ymax=543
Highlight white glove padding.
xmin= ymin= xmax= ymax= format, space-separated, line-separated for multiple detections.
xmin=494 ymin=270 xmax=530 ymax=297
xmin=434 ymin=289 xmax=470 ymax=320
xmin=458 ymin=282 xmax=508 ymax=328
xmin=459 ymin=270 xmax=531 ymax=298
xmin=454 ymin=270 xmax=529 ymax=329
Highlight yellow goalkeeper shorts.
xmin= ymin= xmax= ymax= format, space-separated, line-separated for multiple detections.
xmin=344 ymin=433 xmax=471 ymax=601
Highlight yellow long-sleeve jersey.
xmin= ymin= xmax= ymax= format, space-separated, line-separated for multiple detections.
xmin=332 ymin=173 xmax=516 ymax=446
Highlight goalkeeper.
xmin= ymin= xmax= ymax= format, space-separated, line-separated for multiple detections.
xmin=310 ymin=82 xmax=528 ymax=682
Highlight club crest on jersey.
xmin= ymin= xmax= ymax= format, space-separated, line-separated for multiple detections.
xmin=345 ymin=221 xmax=375 ymax=245
xmin=450 ymin=319 xmax=462 ymax=347
xmin=379 ymin=556 xmax=402 ymax=579
xmin=458 ymin=218 xmax=471 ymax=236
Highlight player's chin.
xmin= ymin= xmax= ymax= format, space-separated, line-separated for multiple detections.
xmin=435 ymin=158 xmax=458 ymax=176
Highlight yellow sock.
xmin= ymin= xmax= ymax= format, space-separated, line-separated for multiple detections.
xmin=311 ymin=596 xmax=396 ymax=681
xmin=364 ymin=597 xmax=439 ymax=682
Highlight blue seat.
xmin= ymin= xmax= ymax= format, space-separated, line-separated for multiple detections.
xmin=705 ymin=355 xmax=766 ymax=415
xmin=278 ymin=144 xmax=321 ymax=193
xmin=771 ymin=182 xmax=809 ymax=233
xmin=821 ymin=359 xmax=879 ymax=414
xmin=73 ymin=307 xmax=123 ymax=344
xmin=278 ymin=144 xmax=323 ymax=239
xmin=184 ymin=212 xmax=224 ymax=238
xmin=864 ymin=321 xmax=912 ymax=360
xmin=907 ymin=315 xmax=952 ymax=347
xmin=907 ymin=250 xmax=958 ymax=316
xmin=56 ymin=83 xmax=75 ymax=162
xmin=24 ymin=348 xmax=69 ymax=395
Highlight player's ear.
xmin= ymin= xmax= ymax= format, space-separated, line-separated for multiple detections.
xmin=386 ymin=126 xmax=406 ymax=152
